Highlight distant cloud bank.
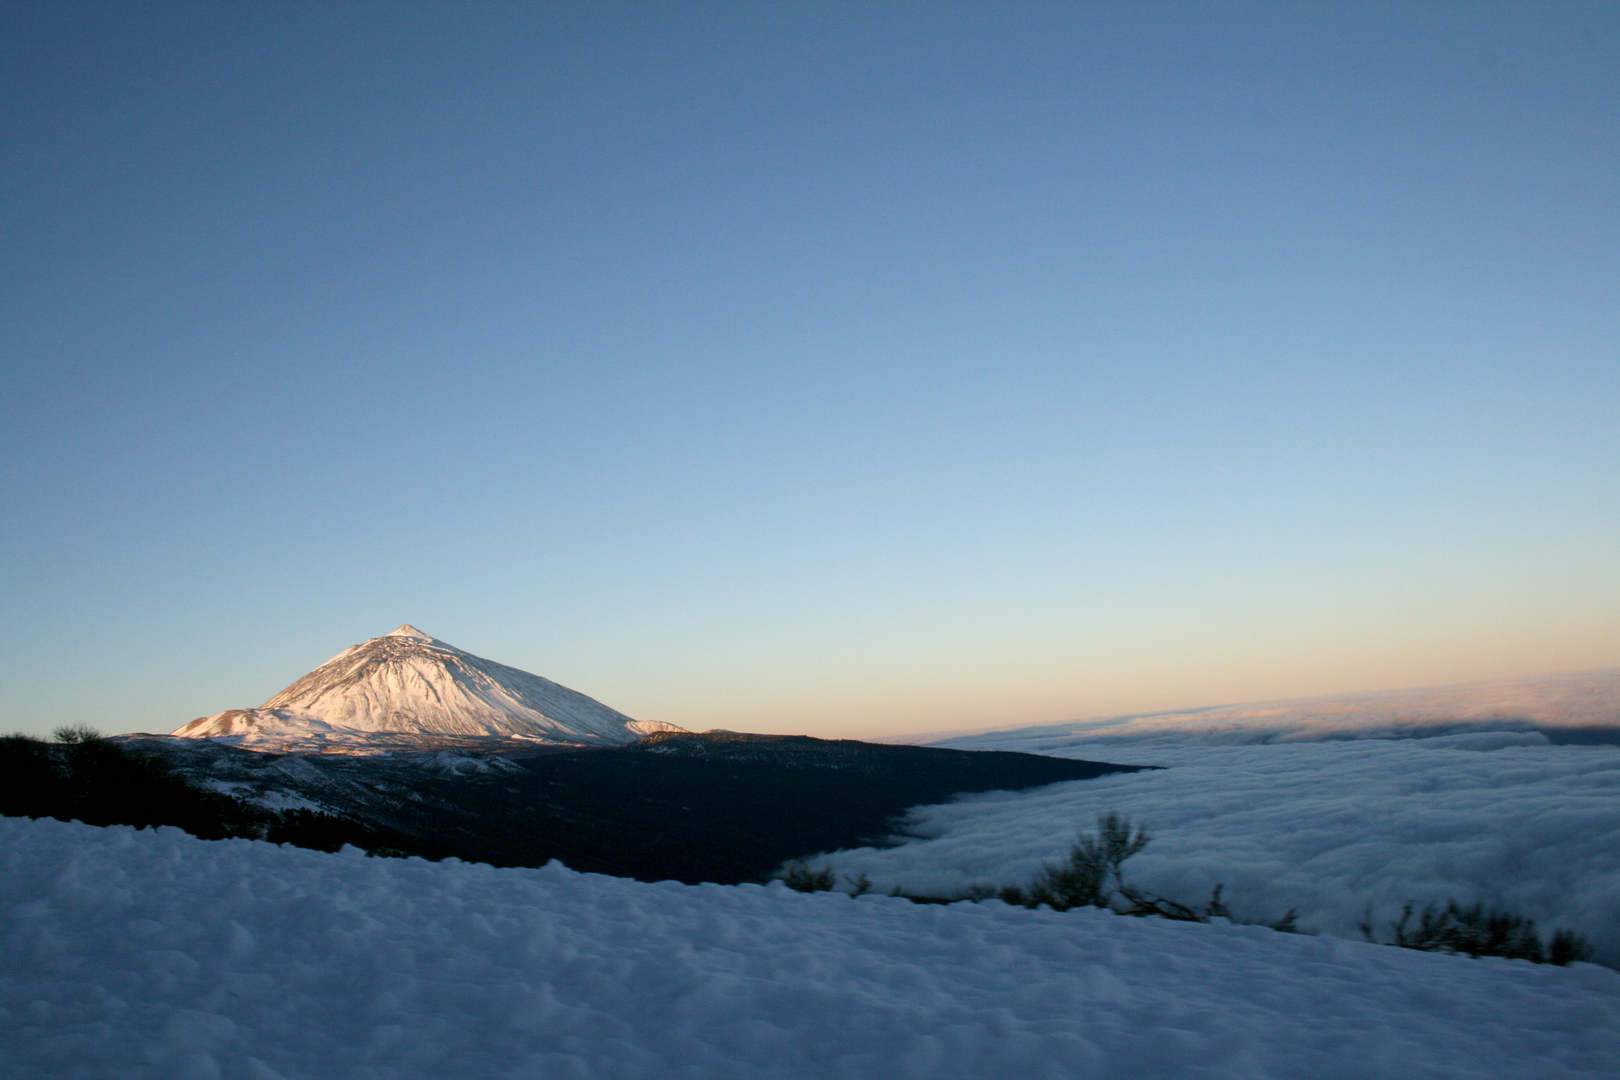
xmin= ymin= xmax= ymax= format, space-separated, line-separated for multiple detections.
xmin=930 ymin=668 xmax=1620 ymax=748
xmin=821 ymin=670 xmax=1620 ymax=965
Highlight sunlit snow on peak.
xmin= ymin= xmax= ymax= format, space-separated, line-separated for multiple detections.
xmin=169 ymin=626 xmax=681 ymax=752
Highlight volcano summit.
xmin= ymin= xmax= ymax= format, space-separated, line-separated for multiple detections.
xmin=171 ymin=625 xmax=676 ymax=753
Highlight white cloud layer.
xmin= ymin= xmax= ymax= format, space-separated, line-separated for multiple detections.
xmin=915 ymin=668 xmax=1620 ymax=746
xmin=812 ymin=730 xmax=1620 ymax=965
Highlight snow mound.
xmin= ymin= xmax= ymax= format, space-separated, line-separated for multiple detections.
xmin=170 ymin=626 xmax=680 ymax=752
xmin=2 ymin=817 xmax=1616 ymax=1077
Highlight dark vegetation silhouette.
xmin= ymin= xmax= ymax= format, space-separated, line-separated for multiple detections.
xmin=0 ymin=728 xmax=414 ymax=855
xmin=781 ymin=812 xmax=1588 ymax=966
xmin=779 ymin=862 xmax=837 ymax=893
xmin=1361 ymin=899 xmax=1595 ymax=966
xmin=1 ymin=727 xmax=259 ymax=838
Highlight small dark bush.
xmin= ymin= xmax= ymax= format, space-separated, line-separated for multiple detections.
xmin=1367 ymin=899 xmax=1594 ymax=966
xmin=1027 ymin=811 xmax=1147 ymax=911
xmin=1268 ymin=907 xmax=1301 ymax=934
xmin=1023 ymin=812 xmax=1205 ymax=922
xmin=779 ymin=862 xmax=837 ymax=892
xmin=1549 ymin=928 xmax=1597 ymax=966
xmin=52 ymin=724 xmax=104 ymax=746
xmin=1002 ymin=813 xmax=1305 ymax=933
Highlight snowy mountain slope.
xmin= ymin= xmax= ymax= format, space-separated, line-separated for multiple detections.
xmin=170 ymin=625 xmax=678 ymax=752
xmin=4 ymin=817 xmax=1617 ymax=1078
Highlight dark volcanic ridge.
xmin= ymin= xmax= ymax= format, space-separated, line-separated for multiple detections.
xmin=123 ymin=730 xmax=1150 ymax=884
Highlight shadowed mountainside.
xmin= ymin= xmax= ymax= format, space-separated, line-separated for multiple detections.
xmin=113 ymin=730 xmax=1147 ymax=883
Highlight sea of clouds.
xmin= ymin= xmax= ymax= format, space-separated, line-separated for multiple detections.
xmin=914 ymin=668 xmax=1620 ymax=747
xmin=815 ymin=727 xmax=1620 ymax=966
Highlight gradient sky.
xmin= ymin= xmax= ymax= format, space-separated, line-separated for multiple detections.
xmin=3 ymin=2 xmax=1617 ymax=740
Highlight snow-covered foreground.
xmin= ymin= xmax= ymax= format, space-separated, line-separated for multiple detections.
xmin=4 ymin=818 xmax=1619 ymax=1078
xmin=815 ymin=732 xmax=1620 ymax=966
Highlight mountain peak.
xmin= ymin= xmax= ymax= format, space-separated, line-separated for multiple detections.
xmin=171 ymin=627 xmax=683 ymax=752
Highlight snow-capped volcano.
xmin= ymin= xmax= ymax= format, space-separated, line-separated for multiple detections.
xmin=171 ymin=625 xmax=677 ymax=753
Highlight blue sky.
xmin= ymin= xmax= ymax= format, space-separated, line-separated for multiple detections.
xmin=3 ymin=2 xmax=1616 ymax=738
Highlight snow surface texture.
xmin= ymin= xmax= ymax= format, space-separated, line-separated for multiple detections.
xmin=812 ymin=731 xmax=1620 ymax=966
xmin=169 ymin=625 xmax=680 ymax=752
xmin=4 ymin=818 xmax=1618 ymax=1079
